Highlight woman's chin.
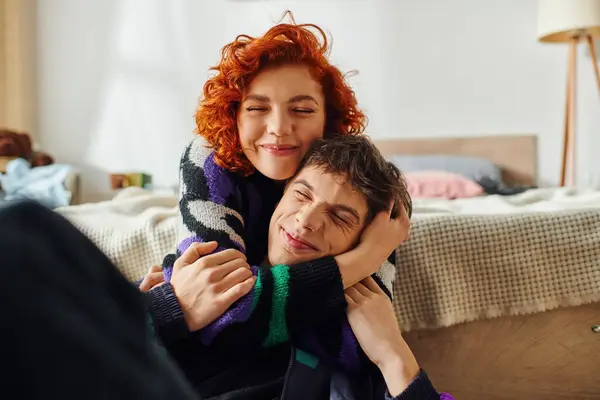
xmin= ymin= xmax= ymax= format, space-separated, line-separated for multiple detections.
xmin=255 ymin=163 xmax=298 ymax=181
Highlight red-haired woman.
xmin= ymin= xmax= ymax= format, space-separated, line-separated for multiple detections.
xmin=143 ymin=15 xmax=452 ymax=400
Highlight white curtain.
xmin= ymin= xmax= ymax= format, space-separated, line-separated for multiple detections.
xmin=0 ymin=0 xmax=36 ymax=137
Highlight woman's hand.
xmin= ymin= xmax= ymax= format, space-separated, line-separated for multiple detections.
xmin=139 ymin=265 xmax=165 ymax=292
xmin=346 ymin=277 xmax=420 ymax=397
xmin=359 ymin=201 xmax=410 ymax=264
xmin=170 ymin=242 xmax=256 ymax=332
xmin=337 ymin=202 xmax=410 ymax=288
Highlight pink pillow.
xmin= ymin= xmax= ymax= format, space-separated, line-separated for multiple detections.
xmin=404 ymin=171 xmax=484 ymax=199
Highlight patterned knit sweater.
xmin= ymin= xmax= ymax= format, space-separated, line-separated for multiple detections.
xmin=144 ymin=136 xmax=454 ymax=399
xmin=151 ymin=136 xmax=398 ymax=373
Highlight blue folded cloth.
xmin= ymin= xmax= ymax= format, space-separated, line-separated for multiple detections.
xmin=0 ymin=158 xmax=73 ymax=209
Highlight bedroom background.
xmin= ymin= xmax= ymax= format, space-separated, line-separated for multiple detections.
xmin=3 ymin=2 xmax=600 ymax=398
xmin=2 ymin=0 xmax=600 ymax=203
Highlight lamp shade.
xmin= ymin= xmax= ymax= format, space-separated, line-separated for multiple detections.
xmin=537 ymin=0 xmax=600 ymax=42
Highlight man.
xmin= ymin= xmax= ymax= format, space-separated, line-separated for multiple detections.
xmin=151 ymin=135 xmax=447 ymax=399
xmin=0 ymin=135 xmax=449 ymax=400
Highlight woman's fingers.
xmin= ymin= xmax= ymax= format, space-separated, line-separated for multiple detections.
xmin=197 ymin=248 xmax=247 ymax=268
xmin=139 ymin=266 xmax=165 ymax=292
xmin=220 ymin=275 xmax=257 ymax=305
xmin=214 ymin=263 xmax=254 ymax=292
xmin=174 ymin=242 xmax=219 ymax=270
xmin=148 ymin=265 xmax=162 ymax=273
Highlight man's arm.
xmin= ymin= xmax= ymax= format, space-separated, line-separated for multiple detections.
xmin=346 ymin=278 xmax=454 ymax=400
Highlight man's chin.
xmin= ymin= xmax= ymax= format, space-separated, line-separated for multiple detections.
xmin=269 ymin=251 xmax=314 ymax=266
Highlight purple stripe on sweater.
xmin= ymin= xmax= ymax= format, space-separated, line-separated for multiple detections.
xmin=163 ymin=237 xmax=243 ymax=284
xmin=301 ymin=331 xmax=327 ymax=358
xmin=298 ymin=322 xmax=361 ymax=373
xmin=198 ymin=265 xmax=259 ymax=346
xmin=338 ymin=319 xmax=361 ymax=372
xmin=163 ymin=266 xmax=173 ymax=282
xmin=177 ymin=236 xmax=244 ymax=258
xmin=297 ymin=331 xmax=342 ymax=368
xmin=204 ymin=153 xmax=235 ymax=205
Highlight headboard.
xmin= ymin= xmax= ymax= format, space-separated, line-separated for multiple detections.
xmin=373 ymin=134 xmax=538 ymax=187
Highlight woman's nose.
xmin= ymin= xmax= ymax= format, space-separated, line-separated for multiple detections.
xmin=267 ymin=109 xmax=292 ymax=137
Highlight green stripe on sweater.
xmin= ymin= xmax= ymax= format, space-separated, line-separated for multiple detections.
xmin=250 ymin=268 xmax=263 ymax=312
xmin=262 ymin=264 xmax=290 ymax=347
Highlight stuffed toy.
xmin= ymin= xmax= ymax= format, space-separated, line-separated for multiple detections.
xmin=0 ymin=129 xmax=54 ymax=170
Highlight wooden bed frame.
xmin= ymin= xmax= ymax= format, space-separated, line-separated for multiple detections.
xmin=374 ymin=134 xmax=538 ymax=187
xmin=372 ymin=134 xmax=600 ymax=400
xmin=405 ymin=302 xmax=600 ymax=399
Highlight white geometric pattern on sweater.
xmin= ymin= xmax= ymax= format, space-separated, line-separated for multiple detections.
xmin=375 ymin=259 xmax=396 ymax=295
xmin=181 ymin=198 xmax=246 ymax=250
xmin=187 ymin=138 xmax=212 ymax=168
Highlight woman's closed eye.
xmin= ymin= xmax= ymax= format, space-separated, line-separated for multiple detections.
xmin=246 ymin=106 xmax=268 ymax=112
xmin=293 ymin=108 xmax=315 ymax=114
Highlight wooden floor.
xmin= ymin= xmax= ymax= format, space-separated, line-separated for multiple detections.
xmin=404 ymin=302 xmax=600 ymax=400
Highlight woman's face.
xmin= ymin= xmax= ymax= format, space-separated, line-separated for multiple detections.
xmin=237 ymin=64 xmax=326 ymax=180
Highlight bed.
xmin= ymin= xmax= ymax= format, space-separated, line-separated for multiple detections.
xmin=55 ymin=134 xmax=599 ymax=400
xmin=373 ymin=135 xmax=600 ymax=400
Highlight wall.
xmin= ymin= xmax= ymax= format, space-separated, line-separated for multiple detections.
xmin=1 ymin=0 xmax=37 ymax=136
xmin=35 ymin=0 xmax=600 ymax=201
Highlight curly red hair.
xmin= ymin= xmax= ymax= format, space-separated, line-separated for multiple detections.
xmin=195 ymin=12 xmax=367 ymax=176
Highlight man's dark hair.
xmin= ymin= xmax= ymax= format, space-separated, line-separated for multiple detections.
xmin=296 ymin=135 xmax=412 ymax=223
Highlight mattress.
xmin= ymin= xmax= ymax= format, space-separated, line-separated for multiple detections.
xmin=394 ymin=188 xmax=600 ymax=332
xmin=411 ymin=187 xmax=600 ymax=215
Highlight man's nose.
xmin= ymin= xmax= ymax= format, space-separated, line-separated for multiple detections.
xmin=295 ymin=204 xmax=323 ymax=232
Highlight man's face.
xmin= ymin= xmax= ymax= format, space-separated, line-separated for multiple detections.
xmin=267 ymin=165 xmax=368 ymax=265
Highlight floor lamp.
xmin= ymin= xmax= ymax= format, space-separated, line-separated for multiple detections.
xmin=537 ymin=0 xmax=600 ymax=187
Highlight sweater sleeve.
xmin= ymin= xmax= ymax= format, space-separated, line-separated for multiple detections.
xmin=295 ymin=262 xmax=396 ymax=373
xmin=148 ymin=137 xmax=346 ymax=344
xmin=197 ymin=257 xmax=346 ymax=350
xmin=388 ymin=369 xmax=454 ymax=400
xmin=191 ymin=261 xmax=396 ymax=376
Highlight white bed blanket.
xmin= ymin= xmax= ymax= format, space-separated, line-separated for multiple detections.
xmin=412 ymin=187 xmax=600 ymax=215
xmin=56 ymin=188 xmax=179 ymax=281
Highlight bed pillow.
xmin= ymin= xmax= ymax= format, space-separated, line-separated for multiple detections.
xmin=404 ymin=170 xmax=484 ymax=199
xmin=386 ymin=154 xmax=503 ymax=184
